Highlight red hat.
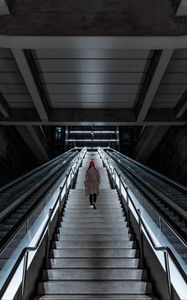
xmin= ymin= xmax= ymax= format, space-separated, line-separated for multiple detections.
xmin=89 ymin=160 xmax=95 ymax=168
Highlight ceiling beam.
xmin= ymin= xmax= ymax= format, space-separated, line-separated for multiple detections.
xmin=0 ymin=108 xmax=185 ymax=126
xmin=0 ymin=92 xmax=10 ymax=118
xmin=16 ymin=125 xmax=49 ymax=163
xmin=136 ymin=49 xmax=173 ymax=122
xmin=176 ymin=0 xmax=187 ymax=16
xmin=134 ymin=126 xmax=169 ymax=162
xmin=12 ymin=48 xmax=49 ymax=122
xmin=175 ymin=88 xmax=187 ymax=118
xmin=0 ymin=0 xmax=10 ymax=15
xmin=1 ymin=36 xmax=187 ymax=50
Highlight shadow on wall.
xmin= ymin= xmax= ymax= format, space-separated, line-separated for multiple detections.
xmin=147 ymin=124 xmax=187 ymax=186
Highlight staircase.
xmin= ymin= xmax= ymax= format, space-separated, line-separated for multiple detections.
xmin=35 ymin=152 xmax=158 ymax=300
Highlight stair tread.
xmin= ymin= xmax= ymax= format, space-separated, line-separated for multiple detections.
xmin=43 ymin=268 xmax=147 ymax=280
xmin=38 ymin=281 xmax=152 ymax=295
xmin=51 ymin=248 xmax=138 ymax=258
xmin=55 ymin=241 xmax=135 ymax=248
xmin=35 ymin=296 xmax=158 ymax=300
xmin=47 ymin=258 xmax=142 ymax=268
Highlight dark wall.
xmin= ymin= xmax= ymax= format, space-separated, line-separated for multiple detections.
xmin=147 ymin=124 xmax=187 ymax=186
xmin=0 ymin=126 xmax=38 ymax=187
xmin=119 ymin=126 xmax=142 ymax=157
xmin=43 ymin=126 xmax=66 ymax=158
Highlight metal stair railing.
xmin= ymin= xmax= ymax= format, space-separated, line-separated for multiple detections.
xmin=104 ymin=149 xmax=187 ymax=244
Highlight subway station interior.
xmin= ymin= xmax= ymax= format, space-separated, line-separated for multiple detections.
xmin=0 ymin=0 xmax=187 ymax=299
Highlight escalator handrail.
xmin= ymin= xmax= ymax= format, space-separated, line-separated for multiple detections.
xmin=106 ymin=152 xmax=187 ymax=248
xmin=0 ymin=147 xmax=77 ymax=193
xmin=101 ymin=153 xmax=187 ymax=286
xmin=108 ymin=151 xmax=187 ymax=224
xmin=0 ymin=151 xmax=80 ymax=255
xmin=0 ymin=150 xmax=83 ymax=299
xmin=0 ymin=150 xmax=79 ymax=223
xmin=107 ymin=147 xmax=187 ymax=193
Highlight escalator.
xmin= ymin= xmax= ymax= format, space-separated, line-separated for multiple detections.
xmin=105 ymin=148 xmax=187 ymax=264
xmin=0 ymin=148 xmax=80 ymax=270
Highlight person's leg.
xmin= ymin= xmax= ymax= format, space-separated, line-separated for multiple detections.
xmin=89 ymin=194 xmax=93 ymax=206
xmin=93 ymin=193 xmax=97 ymax=209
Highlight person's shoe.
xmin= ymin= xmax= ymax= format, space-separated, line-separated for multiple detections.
xmin=93 ymin=203 xmax=96 ymax=209
xmin=90 ymin=205 xmax=94 ymax=208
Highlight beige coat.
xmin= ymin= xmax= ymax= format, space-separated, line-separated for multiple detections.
xmin=84 ymin=168 xmax=100 ymax=196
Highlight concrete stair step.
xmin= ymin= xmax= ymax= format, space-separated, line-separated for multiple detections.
xmin=61 ymin=217 xmax=126 ymax=222
xmin=38 ymin=281 xmax=152 ymax=295
xmin=54 ymin=241 xmax=135 ymax=249
xmin=67 ymin=199 xmax=119 ymax=204
xmin=34 ymin=295 xmax=158 ymax=300
xmin=60 ymin=222 xmax=127 ymax=228
xmin=42 ymin=268 xmax=147 ymax=280
xmin=47 ymin=258 xmax=142 ymax=269
xmin=59 ymin=228 xmax=129 ymax=234
xmin=56 ymin=234 xmax=131 ymax=241
xmin=65 ymin=206 xmax=122 ymax=210
xmin=67 ymin=204 xmax=119 ymax=208
xmin=51 ymin=249 xmax=138 ymax=258
xmin=69 ymin=196 xmax=118 ymax=199
xmin=63 ymin=213 xmax=124 ymax=218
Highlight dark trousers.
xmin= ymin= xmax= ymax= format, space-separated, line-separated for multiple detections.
xmin=89 ymin=193 xmax=97 ymax=205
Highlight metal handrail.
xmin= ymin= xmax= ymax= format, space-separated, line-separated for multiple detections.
xmin=0 ymin=147 xmax=77 ymax=193
xmin=106 ymin=152 xmax=187 ymax=247
xmin=0 ymin=149 xmax=85 ymax=300
xmin=107 ymin=147 xmax=187 ymax=192
xmin=100 ymin=150 xmax=187 ymax=300
xmin=106 ymin=154 xmax=187 ymax=248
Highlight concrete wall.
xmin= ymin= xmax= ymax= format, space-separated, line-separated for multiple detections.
xmin=0 ymin=126 xmax=38 ymax=187
xmin=147 ymin=124 xmax=187 ymax=186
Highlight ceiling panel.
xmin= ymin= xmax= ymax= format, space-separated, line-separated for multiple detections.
xmin=3 ymin=93 xmax=34 ymax=108
xmin=33 ymin=49 xmax=150 ymax=109
xmin=152 ymin=49 xmax=187 ymax=108
xmin=162 ymin=73 xmax=187 ymax=84
xmin=33 ymin=49 xmax=152 ymax=59
xmin=44 ymin=84 xmax=140 ymax=95
xmin=0 ymin=73 xmax=24 ymax=84
xmin=0 ymin=48 xmax=35 ymax=109
xmin=151 ymin=103 xmax=176 ymax=108
xmin=0 ymin=84 xmax=28 ymax=94
xmin=8 ymin=102 xmax=34 ymax=108
xmin=39 ymin=73 xmax=144 ymax=84
xmin=35 ymin=59 xmax=148 ymax=73
xmin=154 ymin=95 xmax=181 ymax=103
xmin=172 ymin=49 xmax=187 ymax=59
xmin=0 ymin=59 xmax=18 ymax=71
xmin=49 ymin=94 xmax=136 ymax=102
xmin=50 ymin=102 xmax=134 ymax=109
xmin=167 ymin=60 xmax=187 ymax=72
xmin=158 ymin=84 xmax=186 ymax=94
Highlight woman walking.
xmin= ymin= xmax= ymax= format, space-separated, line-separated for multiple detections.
xmin=84 ymin=160 xmax=100 ymax=209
